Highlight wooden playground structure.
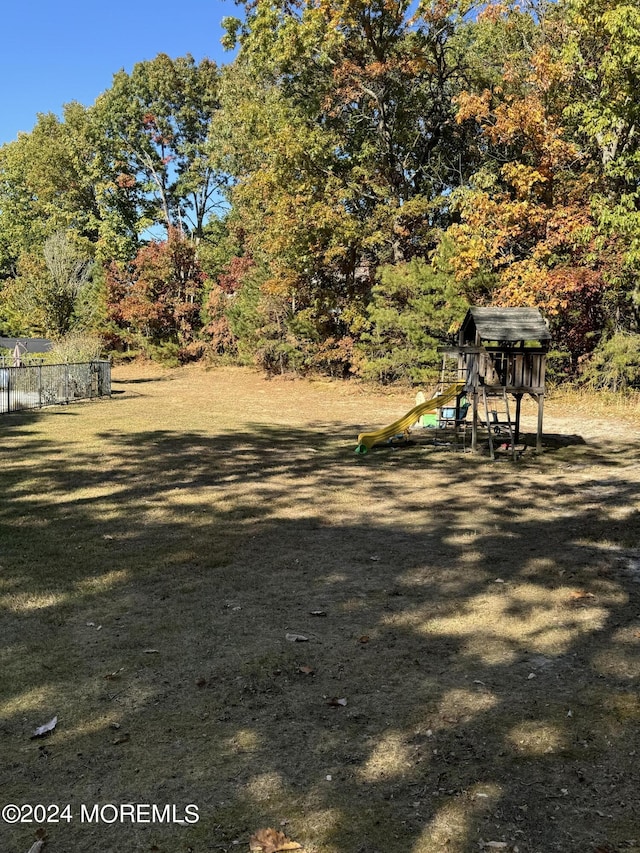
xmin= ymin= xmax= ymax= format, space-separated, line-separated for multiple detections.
xmin=356 ymin=307 xmax=551 ymax=459
xmin=441 ymin=306 xmax=550 ymax=459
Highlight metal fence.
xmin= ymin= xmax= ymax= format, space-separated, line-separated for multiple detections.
xmin=0 ymin=361 xmax=111 ymax=414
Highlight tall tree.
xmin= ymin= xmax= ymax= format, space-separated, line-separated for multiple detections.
xmin=435 ymin=1 xmax=616 ymax=359
xmin=96 ymin=54 xmax=225 ymax=239
xmin=216 ymin=0 xmax=475 ymax=371
xmin=561 ymin=0 xmax=640 ymax=333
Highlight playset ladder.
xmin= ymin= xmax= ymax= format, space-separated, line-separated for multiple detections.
xmin=482 ymin=387 xmax=515 ymax=460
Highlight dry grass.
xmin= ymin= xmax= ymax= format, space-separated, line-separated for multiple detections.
xmin=1 ymin=364 xmax=639 ymax=853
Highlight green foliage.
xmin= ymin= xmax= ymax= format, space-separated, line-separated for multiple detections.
xmin=582 ymin=332 xmax=640 ymax=391
xmin=42 ymin=231 xmax=94 ymax=336
xmin=358 ymin=257 xmax=469 ymax=384
xmin=0 ymin=231 xmax=94 ymax=338
xmin=0 ymin=105 xmax=102 ymax=269
xmin=213 ymin=0 xmax=478 ymax=372
xmin=95 ymin=53 xmax=224 ymax=239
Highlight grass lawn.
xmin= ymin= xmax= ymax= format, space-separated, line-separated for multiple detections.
xmin=1 ymin=364 xmax=639 ymax=853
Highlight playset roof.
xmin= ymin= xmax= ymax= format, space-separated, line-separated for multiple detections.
xmin=461 ymin=307 xmax=551 ymax=344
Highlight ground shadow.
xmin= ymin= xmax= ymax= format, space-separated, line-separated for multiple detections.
xmin=1 ymin=410 xmax=639 ymax=853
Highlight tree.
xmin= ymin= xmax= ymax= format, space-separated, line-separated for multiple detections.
xmin=561 ymin=0 xmax=640 ymax=334
xmin=215 ymin=0 xmax=476 ymax=372
xmin=106 ymin=229 xmax=205 ymax=361
xmin=42 ymin=231 xmax=94 ymax=335
xmin=96 ymin=54 xmax=225 ymax=239
xmin=358 ymin=253 xmax=470 ymax=383
xmin=436 ymin=1 xmax=612 ymax=359
xmin=0 ymin=231 xmax=94 ymax=337
xmin=0 ymin=101 xmax=144 ymax=276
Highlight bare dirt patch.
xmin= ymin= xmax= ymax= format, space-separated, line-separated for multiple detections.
xmin=1 ymin=365 xmax=639 ymax=853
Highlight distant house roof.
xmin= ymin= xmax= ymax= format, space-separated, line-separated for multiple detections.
xmin=461 ymin=307 xmax=551 ymax=344
xmin=0 ymin=337 xmax=53 ymax=353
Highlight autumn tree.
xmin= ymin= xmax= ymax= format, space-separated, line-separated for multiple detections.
xmin=214 ymin=0 xmax=477 ymax=373
xmin=106 ymin=229 xmax=205 ymax=362
xmin=561 ymin=0 xmax=640 ymax=335
xmin=429 ymin=1 xmax=614 ymax=361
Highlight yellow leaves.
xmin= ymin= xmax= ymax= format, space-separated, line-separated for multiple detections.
xmin=262 ymin=273 xmax=297 ymax=298
xmin=477 ymin=3 xmax=510 ymax=24
xmin=444 ymin=179 xmax=554 ymax=285
xmin=456 ymin=84 xmax=579 ymax=175
xmin=531 ymin=44 xmax=570 ymax=93
xmin=501 ymin=163 xmax=547 ymax=199
xmin=494 ymin=258 xmax=605 ymax=319
xmin=495 ymin=258 xmax=549 ymax=310
xmin=455 ymin=89 xmax=492 ymax=124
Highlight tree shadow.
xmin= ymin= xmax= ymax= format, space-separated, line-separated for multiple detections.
xmin=1 ymin=415 xmax=639 ymax=852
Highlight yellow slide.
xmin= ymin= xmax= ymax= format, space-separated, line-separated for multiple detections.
xmin=355 ymin=381 xmax=466 ymax=454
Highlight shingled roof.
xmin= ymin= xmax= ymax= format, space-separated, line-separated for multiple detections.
xmin=461 ymin=307 xmax=551 ymax=344
xmin=0 ymin=337 xmax=53 ymax=353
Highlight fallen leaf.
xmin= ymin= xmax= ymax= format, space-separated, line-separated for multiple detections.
xmin=285 ymin=633 xmax=308 ymax=642
xmin=195 ymin=678 xmax=207 ymax=688
xmin=104 ymin=668 xmax=124 ymax=680
xmin=327 ymin=697 xmax=347 ymax=707
xmin=31 ymin=716 xmax=57 ymax=739
xmin=249 ymin=827 xmax=302 ymax=853
xmin=27 ymin=842 xmax=46 ymax=853
xmin=358 ymin=635 xmax=370 ymax=644
xmin=567 ymin=590 xmax=596 ymax=604
xmin=297 ymin=666 xmax=315 ymax=676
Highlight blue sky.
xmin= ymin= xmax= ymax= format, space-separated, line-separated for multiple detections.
xmin=0 ymin=0 xmax=234 ymax=146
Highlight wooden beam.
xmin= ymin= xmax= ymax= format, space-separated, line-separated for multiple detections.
xmin=514 ymin=393 xmax=523 ymax=443
xmin=472 ymin=390 xmax=478 ymax=451
xmin=536 ymin=393 xmax=544 ymax=452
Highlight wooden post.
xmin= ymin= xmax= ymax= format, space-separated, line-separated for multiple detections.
xmin=514 ymin=393 xmax=523 ymax=443
xmin=472 ymin=390 xmax=478 ymax=451
xmin=536 ymin=393 xmax=544 ymax=452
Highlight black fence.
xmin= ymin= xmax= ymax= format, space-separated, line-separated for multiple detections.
xmin=0 ymin=361 xmax=111 ymax=414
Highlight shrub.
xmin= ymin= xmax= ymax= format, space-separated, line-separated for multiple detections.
xmin=46 ymin=332 xmax=105 ymax=363
xmin=582 ymin=332 xmax=640 ymax=392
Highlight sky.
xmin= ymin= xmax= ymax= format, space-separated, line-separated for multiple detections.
xmin=0 ymin=0 xmax=234 ymax=146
